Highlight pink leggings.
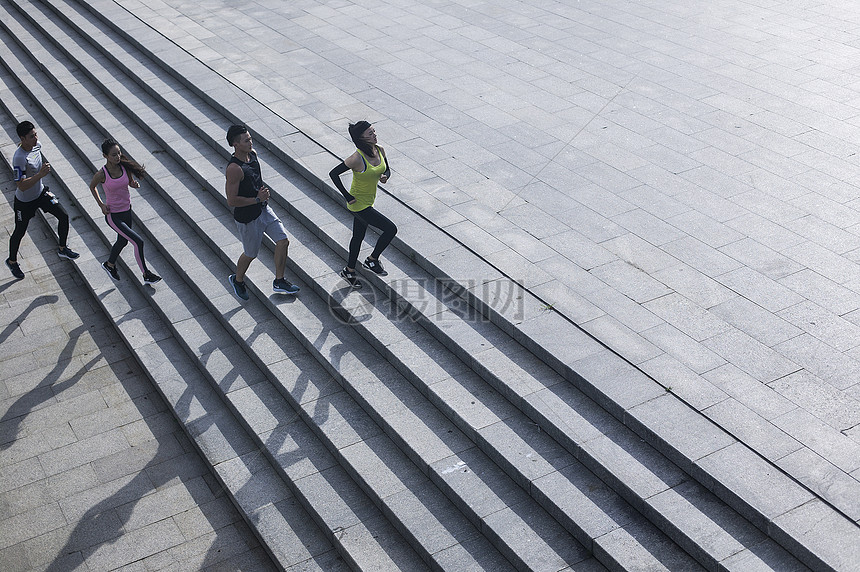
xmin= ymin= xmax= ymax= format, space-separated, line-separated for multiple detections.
xmin=106 ymin=209 xmax=147 ymax=273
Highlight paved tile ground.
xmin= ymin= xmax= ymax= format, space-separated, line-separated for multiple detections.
xmin=0 ymin=167 xmax=273 ymax=571
xmin=114 ymin=0 xmax=860 ymax=518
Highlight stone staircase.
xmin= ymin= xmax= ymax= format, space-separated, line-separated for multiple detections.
xmin=0 ymin=0 xmax=857 ymax=569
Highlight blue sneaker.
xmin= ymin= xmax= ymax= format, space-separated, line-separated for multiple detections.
xmin=273 ymin=278 xmax=300 ymax=295
xmin=229 ymin=274 xmax=249 ymax=300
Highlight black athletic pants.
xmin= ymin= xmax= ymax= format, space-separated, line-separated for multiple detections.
xmin=9 ymin=189 xmax=69 ymax=260
xmin=347 ymin=206 xmax=397 ymax=269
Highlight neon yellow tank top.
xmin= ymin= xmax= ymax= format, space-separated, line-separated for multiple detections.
xmin=348 ymin=148 xmax=386 ymax=212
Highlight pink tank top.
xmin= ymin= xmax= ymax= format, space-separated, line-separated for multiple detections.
xmin=102 ymin=165 xmax=132 ymax=212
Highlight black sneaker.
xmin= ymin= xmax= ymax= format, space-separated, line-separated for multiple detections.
xmin=229 ymin=274 xmax=249 ymax=301
xmin=143 ymin=271 xmax=162 ymax=285
xmin=273 ymin=278 xmax=300 ymax=294
xmin=103 ymin=261 xmax=120 ymax=281
xmin=340 ymin=267 xmax=362 ymax=289
xmin=57 ymin=246 xmax=80 ymax=260
xmin=363 ymin=257 xmax=387 ymax=276
xmin=6 ymin=258 xmax=24 ymax=279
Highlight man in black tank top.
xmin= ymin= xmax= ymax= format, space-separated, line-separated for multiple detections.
xmin=225 ymin=125 xmax=300 ymax=300
xmin=229 ymin=151 xmax=264 ymax=224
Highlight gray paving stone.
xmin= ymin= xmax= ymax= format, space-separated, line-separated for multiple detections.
xmin=38 ymin=429 xmax=130 ymax=477
xmin=778 ymin=299 xmax=860 ymax=353
xmin=771 ymin=499 xmax=860 ymax=572
xmin=770 ymin=408 xmax=860 ymax=475
xmin=386 ymin=484 xmax=481 ymax=558
xmin=567 ymin=348 xmax=666 ymax=419
xmin=776 ymin=447 xmax=860 ymax=522
xmin=214 ymin=454 xmax=292 ymax=516
xmin=628 ymin=394 xmax=736 ymax=474
xmin=694 ymin=442 xmax=813 ymax=531
xmin=337 ymin=512 xmax=431 ymax=571
xmin=639 ymin=353 xmax=729 ymax=410
xmin=0 ymin=478 xmax=54 ymax=520
xmin=581 ymin=315 xmax=663 ymax=365
xmin=432 ymin=533 xmax=516 ymax=572
xmin=590 ymin=259 xmax=673 ymax=304
xmin=781 ymin=269 xmax=860 ymax=318
xmin=784 ymin=240 xmax=860 ymax=285
xmin=643 ymin=292 xmax=732 ymax=342
xmin=652 ymin=263 xmax=738 ymax=309
xmin=248 ymin=498 xmax=332 ymax=568
xmin=769 ymin=370 xmax=860 ymax=431
xmin=774 ymin=334 xmax=860 ymax=391
xmin=710 ymin=295 xmax=804 ymax=348
xmin=720 ymin=538 xmax=810 ymax=572
xmin=0 ymin=501 xmax=66 ymax=551
xmin=703 ymin=397 xmax=803 ymax=462
xmin=717 ymin=267 xmax=806 ymax=314
xmin=17 ymin=521 xmax=108 ymax=571
xmin=478 ymin=414 xmax=574 ymax=489
xmin=426 ymin=371 xmax=519 ymax=439
xmin=786 ymin=215 xmax=860 ymax=255
xmin=703 ymin=328 xmax=801 ymax=384
xmin=593 ymin=518 xmax=705 ymax=572
xmin=641 ymin=323 xmax=727 ymax=375
xmin=719 ymin=238 xmax=806 ymax=281
xmin=483 ymin=500 xmax=591 ymax=571
xmin=702 ymin=363 xmax=798 ymax=421
xmin=514 ymin=309 xmax=606 ymax=372
xmin=86 ymin=517 xmax=186 ymax=571
xmin=648 ymin=479 xmax=767 ymax=566
xmin=303 ymin=390 xmax=383 ymax=451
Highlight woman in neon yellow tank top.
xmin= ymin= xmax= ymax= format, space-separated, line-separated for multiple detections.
xmin=329 ymin=121 xmax=398 ymax=289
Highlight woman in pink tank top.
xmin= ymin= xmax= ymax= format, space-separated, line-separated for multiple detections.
xmin=88 ymin=138 xmax=161 ymax=285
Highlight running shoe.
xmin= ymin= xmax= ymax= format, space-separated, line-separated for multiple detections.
xmin=363 ymin=257 xmax=387 ymax=276
xmin=143 ymin=271 xmax=162 ymax=285
xmin=103 ymin=261 xmax=120 ymax=281
xmin=6 ymin=258 xmax=24 ymax=279
xmin=340 ymin=267 xmax=362 ymax=289
xmin=229 ymin=274 xmax=249 ymax=301
xmin=273 ymin=278 xmax=300 ymax=294
xmin=57 ymin=246 xmax=80 ymax=260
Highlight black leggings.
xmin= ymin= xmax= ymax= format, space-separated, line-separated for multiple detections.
xmin=105 ymin=209 xmax=147 ymax=273
xmin=348 ymin=206 xmax=397 ymax=269
xmin=9 ymin=190 xmax=69 ymax=260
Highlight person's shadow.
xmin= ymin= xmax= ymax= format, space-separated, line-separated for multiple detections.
xmin=0 ymin=295 xmax=77 ymax=451
xmin=37 ymin=335 xmax=283 ymax=571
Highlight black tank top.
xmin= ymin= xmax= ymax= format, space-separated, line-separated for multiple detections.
xmin=230 ymin=151 xmax=264 ymax=223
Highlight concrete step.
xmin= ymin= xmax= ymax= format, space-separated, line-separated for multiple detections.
xmin=9 ymin=0 xmax=860 ymax=570
xmin=0 ymin=72 xmax=354 ymax=572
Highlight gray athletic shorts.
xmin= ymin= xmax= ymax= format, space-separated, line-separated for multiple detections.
xmin=236 ymin=204 xmax=288 ymax=258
